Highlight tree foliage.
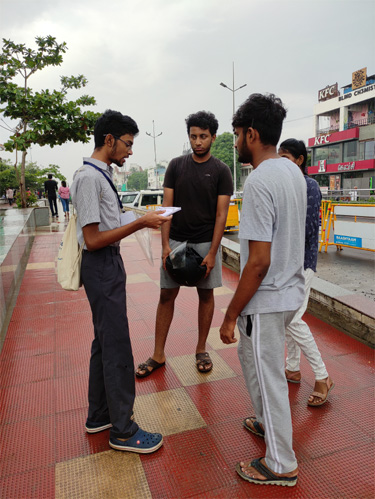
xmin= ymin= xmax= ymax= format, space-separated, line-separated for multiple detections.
xmin=0 ymin=158 xmax=65 ymax=195
xmin=127 ymin=170 xmax=148 ymax=191
xmin=211 ymin=132 xmax=241 ymax=188
xmin=0 ymin=35 xmax=99 ymax=206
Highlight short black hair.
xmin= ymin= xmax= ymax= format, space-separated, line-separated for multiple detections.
xmin=61 ymin=180 xmax=67 ymax=187
xmin=279 ymin=138 xmax=307 ymax=169
xmin=232 ymin=93 xmax=287 ymax=146
xmin=185 ymin=111 xmax=218 ymax=136
xmin=94 ymin=110 xmax=139 ymax=148
xmin=48 ymin=174 xmax=53 ymax=179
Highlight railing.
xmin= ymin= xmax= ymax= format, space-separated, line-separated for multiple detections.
xmin=317 ymin=125 xmax=340 ymax=136
xmin=344 ymin=115 xmax=375 ymax=130
xmin=319 ymin=201 xmax=375 ymax=253
xmin=321 ymin=189 xmax=374 ymax=201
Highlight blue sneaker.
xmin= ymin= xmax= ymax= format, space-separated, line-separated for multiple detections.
xmin=85 ymin=420 xmax=112 ymax=433
xmin=109 ymin=428 xmax=163 ymax=454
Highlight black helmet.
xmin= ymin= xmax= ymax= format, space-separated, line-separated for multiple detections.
xmin=166 ymin=245 xmax=207 ymax=287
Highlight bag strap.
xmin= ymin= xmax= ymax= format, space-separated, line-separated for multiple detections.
xmin=83 ymin=161 xmax=123 ymax=209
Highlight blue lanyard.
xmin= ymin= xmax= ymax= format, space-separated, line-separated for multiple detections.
xmin=83 ymin=161 xmax=123 ymax=209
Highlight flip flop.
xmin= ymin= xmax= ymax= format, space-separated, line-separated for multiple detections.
xmin=243 ymin=417 xmax=265 ymax=437
xmin=195 ymin=352 xmax=213 ymax=373
xmin=135 ymin=357 xmax=165 ymax=378
xmin=236 ymin=458 xmax=298 ymax=487
xmin=308 ymin=377 xmax=335 ymax=407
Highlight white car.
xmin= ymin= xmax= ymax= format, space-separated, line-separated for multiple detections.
xmin=118 ymin=191 xmax=140 ymax=206
xmin=118 ymin=190 xmax=164 ymax=209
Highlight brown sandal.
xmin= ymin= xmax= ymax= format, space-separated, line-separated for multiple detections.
xmin=195 ymin=352 xmax=213 ymax=373
xmin=135 ymin=357 xmax=165 ymax=378
xmin=285 ymin=369 xmax=301 ymax=384
xmin=308 ymin=377 xmax=335 ymax=406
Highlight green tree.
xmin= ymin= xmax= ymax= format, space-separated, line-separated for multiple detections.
xmin=0 ymin=36 xmax=99 ymax=207
xmin=127 ymin=170 xmax=148 ymax=191
xmin=0 ymin=158 xmax=16 ymax=194
xmin=306 ymin=153 xmax=311 ymax=167
xmin=211 ymin=132 xmax=241 ymax=189
xmin=0 ymin=158 xmax=65 ymax=195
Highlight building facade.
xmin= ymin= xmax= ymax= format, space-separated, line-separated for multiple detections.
xmin=307 ymin=68 xmax=375 ymax=195
xmin=147 ymin=165 xmax=166 ymax=189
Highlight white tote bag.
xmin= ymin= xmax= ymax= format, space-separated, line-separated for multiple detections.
xmin=57 ymin=214 xmax=84 ymax=291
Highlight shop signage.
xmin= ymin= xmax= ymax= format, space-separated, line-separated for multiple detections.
xmin=319 ymin=160 xmax=327 ymax=172
xmin=338 ymin=162 xmax=355 ymax=171
xmin=309 ymin=128 xmax=359 ymax=147
xmin=318 ymin=83 xmax=339 ymax=102
xmin=352 ymin=67 xmax=367 ymax=90
xmin=339 ymin=83 xmax=375 ymax=101
xmin=314 ymin=135 xmax=330 ymax=145
xmin=308 ymin=158 xmax=374 ymax=175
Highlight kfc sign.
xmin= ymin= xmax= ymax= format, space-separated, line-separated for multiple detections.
xmin=318 ymin=160 xmax=327 ymax=173
xmin=314 ymin=135 xmax=330 ymax=146
xmin=338 ymin=162 xmax=355 ymax=171
xmin=318 ymin=83 xmax=339 ymax=102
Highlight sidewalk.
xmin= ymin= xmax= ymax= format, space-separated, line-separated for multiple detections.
xmin=0 ymin=223 xmax=374 ymax=498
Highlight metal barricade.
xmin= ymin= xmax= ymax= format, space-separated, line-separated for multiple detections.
xmin=319 ymin=202 xmax=375 ymax=253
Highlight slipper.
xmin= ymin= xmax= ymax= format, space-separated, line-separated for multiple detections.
xmin=243 ymin=417 xmax=265 ymax=438
xmin=236 ymin=458 xmax=298 ymax=487
xmin=135 ymin=357 xmax=165 ymax=378
xmin=285 ymin=369 xmax=301 ymax=384
xmin=308 ymin=377 xmax=335 ymax=407
xmin=195 ymin=352 xmax=213 ymax=373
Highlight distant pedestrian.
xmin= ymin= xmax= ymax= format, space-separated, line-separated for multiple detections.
xmin=44 ymin=174 xmax=58 ymax=218
xmin=58 ymin=180 xmax=70 ymax=220
xmin=6 ymin=187 xmax=14 ymax=206
xmin=278 ymin=139 xmax=334 ymax=406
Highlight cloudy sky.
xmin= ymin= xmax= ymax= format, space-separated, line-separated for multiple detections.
xmin=0 ymin=0 xmax=374 ymax=184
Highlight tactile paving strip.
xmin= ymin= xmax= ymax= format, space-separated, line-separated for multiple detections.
xmin=55 ymin=451 xmax=151 ymax=499
xmin=167 ymin=350 xmax=237 ymax=387
xmin=133 ymin=387 xmax=206 ymax=435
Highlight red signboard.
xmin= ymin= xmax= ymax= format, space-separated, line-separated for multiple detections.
xmin=308 ymin=128 xmax=360 ymax=147
xmin=308 ymin=159 xmax=375 ymax=175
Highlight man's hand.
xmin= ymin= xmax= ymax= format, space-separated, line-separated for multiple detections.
xmin=220 ymin=317 xmax=238 ymax=344
xmin=201 ymin=252 xmax=216 ymax=278
xmin=161 ymin=244 xmax=172 ymax=270
xmin=142 ymin=210 xmax=172 ymax=230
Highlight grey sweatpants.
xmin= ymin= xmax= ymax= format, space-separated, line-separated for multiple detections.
xmin=238 ymin=311 xmax=297 ymax=474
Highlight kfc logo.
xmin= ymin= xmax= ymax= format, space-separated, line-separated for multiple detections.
xmin=318 ymin=83 xmax=339 ymax=102
xmin=314 ymin=135 xmax=330 ymax=146
xmin=318 ymin=160 xmax=327 ymax=173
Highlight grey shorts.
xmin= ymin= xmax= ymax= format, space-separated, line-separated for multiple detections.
xmin=160 ymin=239 xmax=222 ymax=289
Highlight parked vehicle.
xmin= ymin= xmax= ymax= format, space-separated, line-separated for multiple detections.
xmin=118 ymin=189 xmax=164 ymax=209
xmin=117 ymin=191 xmax=139 ymax=206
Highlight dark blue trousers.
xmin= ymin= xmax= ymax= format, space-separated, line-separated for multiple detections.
xmin=81 ymin=246 xmax=139 ymax=439
xmin=48 ymin=196 xmax=57 ymax=216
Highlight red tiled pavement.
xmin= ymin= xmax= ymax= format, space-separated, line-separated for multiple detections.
xmin=0 ymin=229 xmax=374 ymax=498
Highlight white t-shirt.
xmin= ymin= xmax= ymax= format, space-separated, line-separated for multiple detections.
xmin=239 ymin=157 xmax=306 ymax=315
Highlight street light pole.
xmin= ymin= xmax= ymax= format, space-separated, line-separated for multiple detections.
xmin=220 ymin=62 xmax=247 ymax=195
xmin=146 ymin=120 xmax=162 ymax=188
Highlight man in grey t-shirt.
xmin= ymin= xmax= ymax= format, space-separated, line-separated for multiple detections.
xmin=220 ymin=94 xmax=306 ymax=487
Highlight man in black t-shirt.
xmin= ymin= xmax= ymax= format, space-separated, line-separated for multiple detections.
xmin=44 ymin=174 xmax=58 ymax=218
xmin=136 ymin=111 xmax=233 ymax=378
